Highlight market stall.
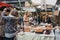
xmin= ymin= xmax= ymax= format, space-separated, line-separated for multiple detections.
xmin=15 ymin=0 xmax=58 ymax=40
xmin=16 ymin=24 xmax=55 ymax=40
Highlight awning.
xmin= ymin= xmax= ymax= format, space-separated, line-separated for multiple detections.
xmin=0 ymin=2 xmax=11 ymax=7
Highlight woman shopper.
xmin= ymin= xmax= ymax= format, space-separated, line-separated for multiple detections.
xmin=3 ymin=10 xmax=19 ymax=40
xmin=23 ymin=12 xmax=29 ymax=26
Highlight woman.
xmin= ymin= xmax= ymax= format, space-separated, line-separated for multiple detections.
xmin=29 ymin=15 xmax=33 ymax=25
xmin=23 ymin=12 xmax=29 ymax=26
xmin=4 ymin=10 xmax=19 ymax=40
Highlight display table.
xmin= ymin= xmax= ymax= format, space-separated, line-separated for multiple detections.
xmin=16 ymin=32 xmax=55 ymax=40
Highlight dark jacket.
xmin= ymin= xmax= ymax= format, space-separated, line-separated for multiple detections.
xmin=18 ymin=17 xmax=23 ymax=25
xmin=42 ymin=17 xmax=52 ymax=23
xmin=37 ymin=16 xmax=41 ymax=24
xmin=3 ymin=16 xmax=17 ymax=34
xmin=46 ymin=17 xmax=52 ymax=23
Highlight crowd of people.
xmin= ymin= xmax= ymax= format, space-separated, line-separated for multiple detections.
xmin=0 ymin=6 xmax=60 ymax=40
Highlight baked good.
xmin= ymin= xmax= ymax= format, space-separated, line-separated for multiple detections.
xmin=34 ymin=27 xmax=44 ymax=33
xmin=24 ymin=26 xmax=32 ymax=32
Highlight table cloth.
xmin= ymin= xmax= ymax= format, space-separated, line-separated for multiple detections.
xmin=16 ymin=32 xmax=55 ymax=40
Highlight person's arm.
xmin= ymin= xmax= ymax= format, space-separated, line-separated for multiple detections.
xmin=2 ymin=16 xmax=8 ymax=24
xmin=2 ymin=16 xmax=9 ymax=20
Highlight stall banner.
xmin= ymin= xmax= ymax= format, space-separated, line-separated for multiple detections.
xmin=46 ymin=0 xmax=57 ymax=6
xmin=31 ymin=0 xmax=57 ymax=6
xmin=31 ymin=0 xmax=41 ymax=5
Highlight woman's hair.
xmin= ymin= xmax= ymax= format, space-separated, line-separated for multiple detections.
xmin=6 ymin=8 xmax=11 ymax=12
xmin=3 ymin=8 xmax=11 ymax=12
xmin=10 ymin=10 xmax=19 ymax=17
xmin=0 ymin=8 xmax=3 ymax=11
